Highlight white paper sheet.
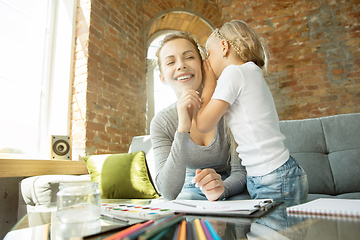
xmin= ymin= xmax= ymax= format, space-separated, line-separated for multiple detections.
xmin=149 ymin=199 xmax=273 ymax=215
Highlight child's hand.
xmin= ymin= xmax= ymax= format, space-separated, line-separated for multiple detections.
xmin=192 ymin=168 xmax=224 ymax=201
xmin=202 ymin=59 xmax=216 ymax=88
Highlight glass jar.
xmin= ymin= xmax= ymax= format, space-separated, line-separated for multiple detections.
xmin=57 ymin=182 xmax=101 ymax=223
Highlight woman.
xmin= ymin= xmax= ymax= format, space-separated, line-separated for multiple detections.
xmin=150 ymin=31 xmax=247 ymax=201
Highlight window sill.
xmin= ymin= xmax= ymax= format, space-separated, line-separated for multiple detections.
xmin=0 ymin=159 xmax=88 ymax=178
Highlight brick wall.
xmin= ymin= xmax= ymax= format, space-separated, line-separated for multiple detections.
xmin=71 ymin=0 xmax=359 ymax=158
xmin=72 ymin=0 xmax=146 ymax=158
xmin=217 ymin=0 xmax=360 ymax=119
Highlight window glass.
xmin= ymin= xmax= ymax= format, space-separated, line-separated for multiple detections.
xmin=147 ymin=34 xmax=177 ymax=116
xmin=0 ymin=0 xmax=49 ymax=156
xmin=0 ymin=0 xmax=76 ymax=159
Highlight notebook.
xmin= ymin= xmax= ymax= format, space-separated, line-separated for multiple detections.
xmin=286 ymin=198 xmax=360 ymax=218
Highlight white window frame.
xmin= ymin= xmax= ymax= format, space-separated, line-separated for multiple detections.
xmin=0 ymin=0 xmax=77 ymax=160
xmin=146 ymin=30 xmax=178 ymax=131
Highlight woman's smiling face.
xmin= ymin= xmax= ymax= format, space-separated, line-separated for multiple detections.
xmin=159 ymin=38 xmax=203 ymax=98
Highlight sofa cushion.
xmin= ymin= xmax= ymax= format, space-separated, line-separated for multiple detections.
xmin=321 ymin=114 xmax=360 ymax=195
xmin=20 ymin=174 xmax=91 ymax=209
xmin=128 ymin=135 xmax=159 ymax=193
xmin=280 ymin=118 xmax=327 ymax=154
xmin=279 ymin=118 xmax=336 ymax=195
xmin=290 ymin=153 xmax=336 ymax=195
xmin=83 ymin=151 xmax=159 ymax=199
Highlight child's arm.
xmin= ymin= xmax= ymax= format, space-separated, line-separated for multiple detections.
xmin=200 ymin=60 xmax=217 ymax=107
xmin=196 ymin=60 xmax=230 ymax=133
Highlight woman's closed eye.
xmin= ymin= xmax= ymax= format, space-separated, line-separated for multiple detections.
xmin=184 ymin=54 xmax=195 ymax=60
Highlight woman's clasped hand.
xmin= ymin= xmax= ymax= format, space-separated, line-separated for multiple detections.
xmin=192 ymin=168 xmax=224 ymax=201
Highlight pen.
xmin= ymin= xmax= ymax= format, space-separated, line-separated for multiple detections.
xmin=101 ymin=213 xmax=129 ymax=223
xmin=172 ymin=201 xmax=205 ymax=209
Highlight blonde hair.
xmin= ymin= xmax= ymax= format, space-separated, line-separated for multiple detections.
xmin=155 ymin=31 xmax=207 ymax=74
xmin=209 ymin=20 xmax=267 ymax=70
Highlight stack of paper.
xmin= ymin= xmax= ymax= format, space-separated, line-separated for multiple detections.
xmin=149 ymin=199 xmax=275 ymax=217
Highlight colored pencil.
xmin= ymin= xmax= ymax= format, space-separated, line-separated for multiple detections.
xmin=172 ymin=222 xmax=180 ymax=240
xmin=177 ymin=220 xmax=187 ymax=240
xmin=186 ymin=221 xmax=194 ymax=240
xmin=117 ymin=219 xmax=154 ymax=239
xmin=191 ymin=220 xmax=199 ymax=240
xmin=204 ymin=219 xmax=221 ymax=240
xmin=138 ymin=214 xmax=185 ymax=240
xmin=103 ymin=223 xmax=142 ymax=240
xmin=200 ymin=219 xmax=214 ymax=240
xmin=104 ymin=220 xmax=154 ymax=240
xmin=193 ymin=219 xmax=207 ymax=240
xmin=148 ymin=226 xmax=173 ymax=240
xmin=123 ymin=215 xmax=176 ymax=240
xmin=143 ymin=213 xmax=183 ymax=233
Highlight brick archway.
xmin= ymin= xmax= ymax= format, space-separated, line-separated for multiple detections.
xmin=142 ymin=0 xmax=223 ymax=45
xmin=146 ymin=11 xmax=214 ymax=46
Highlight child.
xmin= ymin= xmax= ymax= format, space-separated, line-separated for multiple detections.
xmin=196 ymin=20 xmax=308 ymax=201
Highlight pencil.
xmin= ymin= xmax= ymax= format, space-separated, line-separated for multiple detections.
xmin=148 ymin=226 xmax=173 ymax=240
xmin=193 ymin=219 xmax=207 ymax=240
xmin=191 ymin=220 xmax=199 ymax=240
xmin=119 ymin=220 xmax=154 ymax=239
xmin=123 ymin=215 xmax=175 ymax=240
xmin=177 ymin=220 xmax=187 ymax=240
xmin=138 ymin=214 xmax=185 ymax=240
xmin=104 ymin=220 xmax=154 ymax=240
xmin=204 ymin=219 xmax=221 ymax=240
xmin=172 ymin=222 xmax=180 ymax=240
xmin=103 ymin=223 xmax=141 ymax=240
xmin=186 ymin=221 xmax=194 ymax=240
xmin=200 ymin=219 xmax=214 ymax=240
xmin=143 ymin=213 xmax=183 ymax=233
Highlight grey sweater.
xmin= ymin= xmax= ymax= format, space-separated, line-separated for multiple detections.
xmin=150 ymin=103 xmax=247 ymax=200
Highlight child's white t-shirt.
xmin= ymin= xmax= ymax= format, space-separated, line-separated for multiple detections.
xmin=211 ymin=62 xmax=289 ymax=176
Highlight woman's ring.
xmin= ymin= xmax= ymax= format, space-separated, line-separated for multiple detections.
xmin=215 ymin=179 xmax=220 ymax=187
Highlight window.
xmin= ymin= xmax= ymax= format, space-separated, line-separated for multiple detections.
xmin=0 ymin=0 xmax=77 ymax=159
xmin=146 ymin=32 xmax=178 ymax=129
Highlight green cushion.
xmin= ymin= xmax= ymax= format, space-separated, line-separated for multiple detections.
xmin=83 ymin=151 xmax=159 ymax=199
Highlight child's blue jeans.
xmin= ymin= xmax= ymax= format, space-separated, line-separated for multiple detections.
xmin=247 ymin=156 xmax=308 ymax=201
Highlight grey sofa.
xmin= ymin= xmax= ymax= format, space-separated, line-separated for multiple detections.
xmin=18 ymin=113 xmax=360 ymax=219
xmin=279 ymin=113 xmax=360 ymax=200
